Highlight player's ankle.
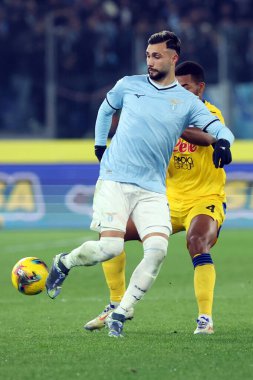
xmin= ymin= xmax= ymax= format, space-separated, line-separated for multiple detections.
xmin=110 ymin=301 xmax=120 ymax=308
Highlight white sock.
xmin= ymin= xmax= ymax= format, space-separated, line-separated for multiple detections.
xmin=61 ymin=237 xmax=124 ymax=269
xmin=115 ymin=236 xmax=168 ymax=315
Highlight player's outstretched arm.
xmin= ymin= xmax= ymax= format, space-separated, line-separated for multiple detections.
xmin=94 ymin=99 xmax=116 ymax=161
xmin=94 ymin=78 xmax=125 ymax=162
xmin=189 ymin=98 xmax=234 ymax=147
xmin=181 ymin=127 xmax=216 ymax=146
xmin=205 ymin=123 xmax=234 ymax=168
xmin=188 ymin=97 xmax=234 ymax=168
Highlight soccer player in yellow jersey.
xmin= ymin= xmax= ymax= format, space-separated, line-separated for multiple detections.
xmin=84 ymin=61 xmax=227 ymax=334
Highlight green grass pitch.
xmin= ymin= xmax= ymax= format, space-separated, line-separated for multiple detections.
xmin=0 ymin=229 xmax=252 ymax=380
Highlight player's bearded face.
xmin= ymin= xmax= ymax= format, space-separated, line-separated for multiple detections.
xmin=146 ymin=42 xmax=175 ymax=82
xmin=148 ymin=68 xmax=168 ymax=81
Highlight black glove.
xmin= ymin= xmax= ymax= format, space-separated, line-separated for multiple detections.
xmin=213 ymin=139 xmax=232 ymax=168
xmin=94 ymin=145 xmax=107 ymax=162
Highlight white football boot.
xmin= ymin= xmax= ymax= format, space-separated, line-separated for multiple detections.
xmin=194 ymin=315 xmax=214 ymax=334
xmin=84 ymin=303 xmax=134 ymax=331
xmin=106 ymin=312 xmax=126 ymax=338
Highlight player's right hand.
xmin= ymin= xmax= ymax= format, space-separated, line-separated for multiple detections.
xmin=94 ymin=145 xmax=107 ymax=162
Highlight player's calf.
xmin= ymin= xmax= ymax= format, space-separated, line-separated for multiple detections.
xmin=192 ymin=253 xmax=215 ymax=333
xmin=61 ymin=237 xmax=124 ymax=267
xmin=46 ymin=237 xmax=124 ymax=299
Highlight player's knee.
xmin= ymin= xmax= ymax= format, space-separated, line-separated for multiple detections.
xmin=76 ymin=237 xmax=124 ymax=266
xmin=100 ymin=237 xmax=124 ymax=258
xmin=187 ymin=234 xmax=210 ymax=257
xmin=143 ymin=236 xmax=168 ymax=271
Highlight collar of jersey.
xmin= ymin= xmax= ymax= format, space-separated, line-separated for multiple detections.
xmin=147 ymin=77 xmax=178 ymax=90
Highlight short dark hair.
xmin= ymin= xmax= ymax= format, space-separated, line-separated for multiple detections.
xmin=148 ymin=30 xmax=181 ymax=56
xmin=175 ymin=61 xmax=205 ymax=82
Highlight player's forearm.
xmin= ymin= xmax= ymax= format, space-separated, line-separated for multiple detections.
xmin=181 ymin=127 xmax=216 ymax=146
xmin=95 ymin=99 xmax=115 ymax=145
xmin=205 ymin=122 xmax=234 ymax=146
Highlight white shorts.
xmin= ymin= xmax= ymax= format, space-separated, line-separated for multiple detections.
xmin=90 ymin=180 xmax=172 ymax=240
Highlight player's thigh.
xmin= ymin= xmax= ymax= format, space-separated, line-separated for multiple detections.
xmin=169 ymin=201 xmax=186 ymax=234
xmin=185 ymin=200 xmax=226 ymax=244
xmin=125 ymin=219 xmax=140 ymax=242
xmin=131 ymin=191 xmax=172 ymax=240
xmin=90 ymin=180 xmax=129 ymax=233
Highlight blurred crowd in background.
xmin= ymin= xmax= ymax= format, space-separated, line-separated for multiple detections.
xmin=0 ymin=0 xmax=252 ymax=138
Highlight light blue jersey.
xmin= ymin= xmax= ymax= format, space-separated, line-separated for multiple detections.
xmin=95 ymin=75 xmax=234 ymax=194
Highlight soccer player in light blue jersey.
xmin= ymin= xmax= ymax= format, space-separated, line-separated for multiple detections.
xmin=46 ymin=30 xmax=234 ymax=338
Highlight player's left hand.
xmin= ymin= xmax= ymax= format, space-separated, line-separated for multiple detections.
xmin=213 ymin=139 xmax=232 ymax=168
xmin=94 ymin=145 xmax=107 ymax=162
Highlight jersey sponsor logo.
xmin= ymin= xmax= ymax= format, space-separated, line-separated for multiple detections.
xmin=173 ymin=155 xmax=194 ymax=170
xmin=134 ymin=94 xmax=145 ymax=98
xmin=173 ymin=139 xmax=197 ymax=153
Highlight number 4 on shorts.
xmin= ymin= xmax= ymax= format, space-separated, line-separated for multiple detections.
xmin=206 ymin=204 xmax=215 ymax=213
